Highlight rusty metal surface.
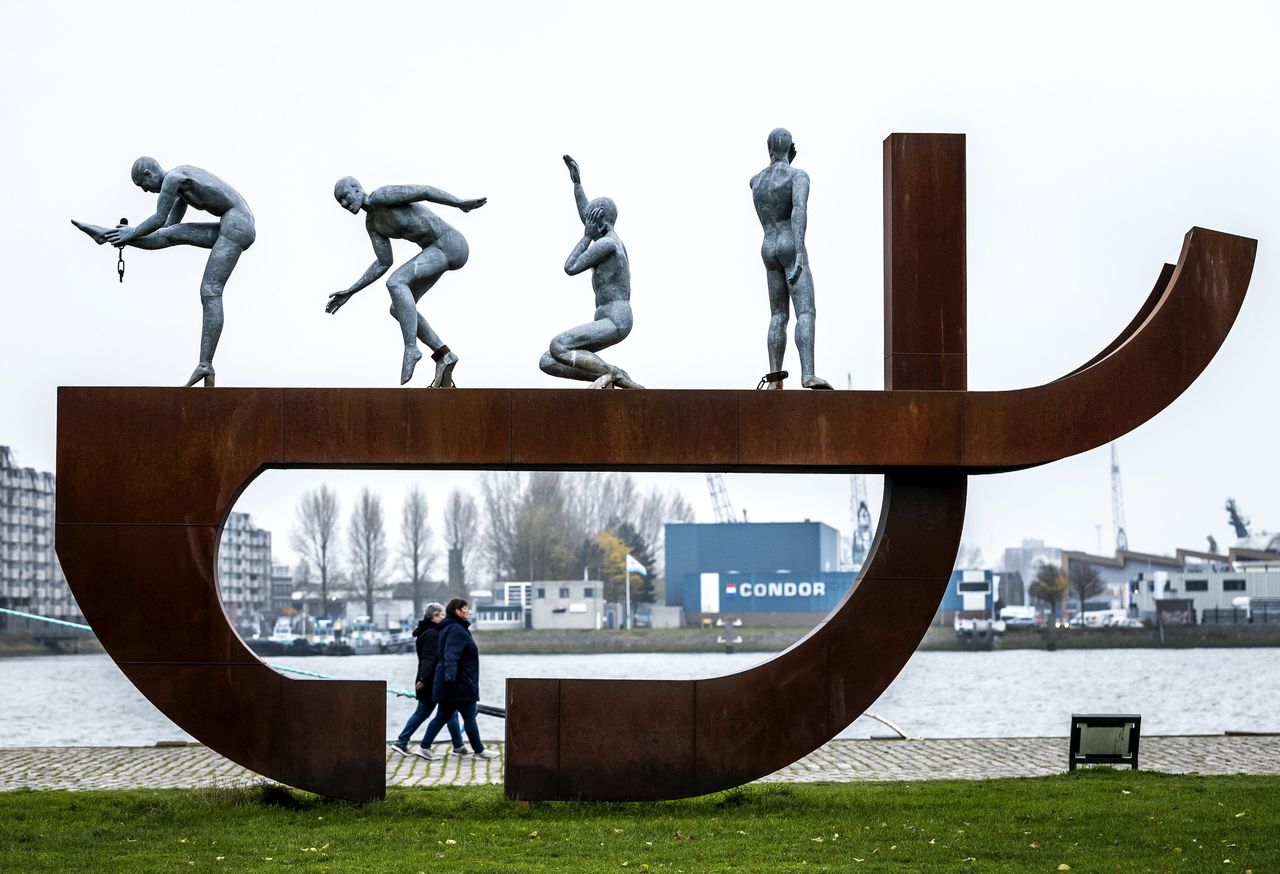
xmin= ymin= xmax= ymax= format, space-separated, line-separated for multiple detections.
xmin=54 ymin=133 xmax=1256 ymax=803
xmin=883 ymin=132 xmax=967 ymax=390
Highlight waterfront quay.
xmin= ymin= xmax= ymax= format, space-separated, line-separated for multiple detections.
xmin=3 ymin=734 xmax=1278 ymax=793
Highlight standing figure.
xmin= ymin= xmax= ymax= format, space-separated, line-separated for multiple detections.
xmin=539 ymin=155 xmax=643 ymax=389
xmin=390 ymin=602 xmax=465 ymax=759
xmin=326 ymin=177 xmax=486 ymax=386
xmin=750 ymin=128 xmax=832 ymax=390
xmin=72 ymin=157 xmax=256 ymax=387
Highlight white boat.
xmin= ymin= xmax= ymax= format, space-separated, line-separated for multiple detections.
xmin=268 ymin=617 xmax=297 ymax=644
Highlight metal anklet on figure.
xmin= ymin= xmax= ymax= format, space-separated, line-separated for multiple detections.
xmin=750 ymin=129 xmax=833 ymax=390
xmin=326 ymin=176 xmax=484 ymax=386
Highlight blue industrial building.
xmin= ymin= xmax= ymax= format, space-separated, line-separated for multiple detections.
xmin=664 ymin=521 xmax=854 ymax=625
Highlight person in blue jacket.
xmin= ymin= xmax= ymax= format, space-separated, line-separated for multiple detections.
xmin=390 ymin=602 xmax=464 ymax=758
xmin=418 ymin=598 xmax=495 ymax=759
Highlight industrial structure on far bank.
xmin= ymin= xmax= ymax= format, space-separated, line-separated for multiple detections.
xmin=5 ymin=438 xmax=1278 ymax=642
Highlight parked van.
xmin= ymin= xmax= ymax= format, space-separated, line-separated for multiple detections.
xmin=1000 ymin=605 xmax=1038 ymax=628
xmin=1083 ymin=609 xmax=1128 ymax=628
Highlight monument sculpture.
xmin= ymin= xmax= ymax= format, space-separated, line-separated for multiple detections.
xmin=750 ymin=128 xmax=832 ymax=390
xmin=326 ymin=177 xmax=487 ymax=387
xmin=55 ymin=134 xmax=1256 ymax=803
xmin=72 ymin=157 xmax=256 ymax=387
xmin=539 ymin=155 xmax=643 ymax=389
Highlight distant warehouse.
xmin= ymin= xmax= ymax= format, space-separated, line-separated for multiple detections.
xmin=664 ymin=521 xmax=854 ymax=626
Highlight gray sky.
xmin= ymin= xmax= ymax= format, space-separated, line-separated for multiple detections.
xmin=2 ymin=0 xmax=1276 ymax=571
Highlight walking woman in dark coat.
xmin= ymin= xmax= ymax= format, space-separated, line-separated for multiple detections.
xmin=420 ymin=598 xmax=495 ymax=758
xmin=390 ymin=602 xmax=464 ymax=758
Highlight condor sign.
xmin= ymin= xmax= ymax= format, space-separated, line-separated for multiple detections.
xmin=695 ymin=572 xmax=856 ymax=614
xmin=732 ymin=580 xmax=828 ymax=598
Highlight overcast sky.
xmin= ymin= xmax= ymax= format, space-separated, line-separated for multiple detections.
xmin=1 ymin=1 xmax=1276 ymax=573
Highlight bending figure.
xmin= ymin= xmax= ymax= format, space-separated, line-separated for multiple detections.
xmin=539 ymin=155 xmax=643 ymax=390
xmin=72 ymin=157 xmax=256 ymax=387
xmin=327 ymin=177 xmax=486 ymax=386
xmin=750 ymin=128 xmax=832 ymax=390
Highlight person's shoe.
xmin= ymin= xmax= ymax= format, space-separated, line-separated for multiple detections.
xmin=390 ymin=742 xmax=412 ymax=757
xmin=451 ymin=747 xmax=471 ymax=756
xmin=473 ymin=749 xmax=498 ymax=759
xmin=412 ymin=746 xmax=439 ymax=760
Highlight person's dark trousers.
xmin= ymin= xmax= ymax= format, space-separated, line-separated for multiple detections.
xmin=397 ymin=699 xmax=463 ymax=748
xmin=422 ymin=700 xmax=484 ymax=753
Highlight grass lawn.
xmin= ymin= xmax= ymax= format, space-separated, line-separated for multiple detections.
xmin=2 ymin=771 xmax=1277 ymax=872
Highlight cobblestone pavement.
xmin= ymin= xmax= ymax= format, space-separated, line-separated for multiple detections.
xmin=1 ymin=736 xmax=1276 ymax=793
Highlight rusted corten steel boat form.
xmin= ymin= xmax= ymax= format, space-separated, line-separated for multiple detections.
xmin=55 ymin=134 xmax=1255 ymax=802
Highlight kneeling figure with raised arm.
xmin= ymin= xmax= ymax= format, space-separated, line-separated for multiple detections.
xmin=539 ymin=155 xmax=643 ymax=389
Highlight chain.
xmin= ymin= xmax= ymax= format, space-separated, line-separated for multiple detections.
xmin=115 ymin=218 xmax=128 ymax=282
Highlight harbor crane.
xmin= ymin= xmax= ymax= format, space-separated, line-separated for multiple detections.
xmin=706 ymin=473 xmax=739 ymax=524
xmin=1111 ymin=442 xmax=1128 ymax=552
xmin=847 ymin=376 xmax=875 ymax=568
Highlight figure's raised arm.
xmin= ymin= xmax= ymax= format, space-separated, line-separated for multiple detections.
xmin=327 ymin=226 xmax=393 ymax=314
xmin=564 ymin=235 xmax=617 ymax=276
xmin=564 ymin=155 xmax=588 ymax=223
xmin=367 ymin=185 xmax=486 ymax=212
xmin=105 ymin=175 xmax=181 ymax=245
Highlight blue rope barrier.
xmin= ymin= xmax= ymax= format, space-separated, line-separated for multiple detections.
xmin=0 ymin=606 xmax=94 ymax=631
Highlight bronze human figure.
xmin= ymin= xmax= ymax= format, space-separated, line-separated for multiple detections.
xmin=750 ymin=128 xmax=832 ymax=390
xmin=327 ymin=177 xmax=486 ymax=386
xmin=539 ymin=155 xmax=643 ymax=389
xmin=72 ymin=158 xmax=256 ymax=387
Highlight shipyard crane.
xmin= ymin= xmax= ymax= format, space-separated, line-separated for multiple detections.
xmin=706 ymin=474 xmax=739 ymax=524
xmin=1111 ymin=442 xmax=1128 ymax=552
xmin=1225 ymin=497 xmax=1250 ymax=539
xmin=850 ymin=474 xmax=874 ymax=569
xmin=847 ymin=375 xmax=875 ymax=568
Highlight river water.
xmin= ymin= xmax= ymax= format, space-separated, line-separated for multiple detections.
xmin=2 ymin=648 xmax=1277 ymax=746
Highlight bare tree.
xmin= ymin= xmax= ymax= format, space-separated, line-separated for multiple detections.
xmin=480 ymin=471 xmax=580 ymax=581
xmin=479 ymin=472 xmax=524 ymax=580
xmin=666 ymin=490 xmax=695 ymax=524
xmin=564 ymin=472 xmax=640 ymax=548
xmin=636 ymin=485 xmax=695 ymax=568
xmin=290 ymin=485 xmax=340 ymax=617
xmin=1068 ymin=562 xmax=1105 ymax=618
xmin=349 ymin=487 xmax=388 ymax=619
xmin=954 ymin=542 xmax=985 ymax=570
xmin=627 ymin=486 xmax=691 ymax=580
xmin=443 ymin=487 xmax=479 ymax=588
xmin=399 ymin=486 xmax=434 ymax=617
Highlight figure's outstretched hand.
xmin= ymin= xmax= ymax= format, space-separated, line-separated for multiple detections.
xmin=788 ymin=142 xmax=798 ymax=164
xmin=104 ymin=223 xmax=135 ymax=246
xmin=326 ymin=291 xmax=353 ymax=314
xmin=563 ymin=155 xmax=581 ymax=184
xmin=459 ymin=197 xmax=487 ymax=213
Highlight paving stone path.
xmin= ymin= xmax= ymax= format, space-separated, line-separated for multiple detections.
xmin=1 ymin=736 xmax=1276 ymax=793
